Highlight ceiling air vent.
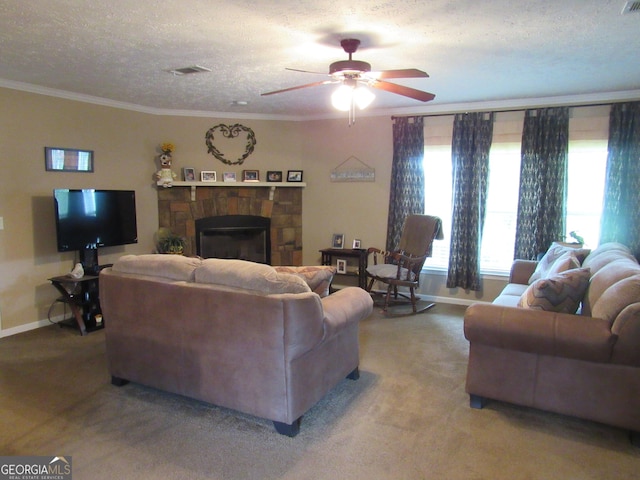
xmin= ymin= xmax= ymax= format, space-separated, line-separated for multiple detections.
xmin=168 ymin=65 xmax=212 ymax=75
xmin=622 ymin=1 xmax=640 ymax=14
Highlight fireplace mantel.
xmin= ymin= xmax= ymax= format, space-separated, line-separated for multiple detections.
xmin=170 ymin=181 xmax=306 ymax=201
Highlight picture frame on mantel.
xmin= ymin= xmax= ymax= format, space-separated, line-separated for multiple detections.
xmin=267 ymin=171 xmax=283 ymax=182
xmin=201 ymin=171 xmax=217 ymax=182
xmin=242 ymin=170 xmax=259 ymax=182
xmin=287 ymin=170 xmax=303 ymax=182
xmin=183 ymin=167 xmax=196 ymax=181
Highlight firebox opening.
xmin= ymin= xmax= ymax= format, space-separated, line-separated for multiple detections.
xmin=196 ymin=215 xmax=271 ymax=264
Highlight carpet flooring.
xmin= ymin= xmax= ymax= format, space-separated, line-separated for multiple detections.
xmin=1 ymin=303 xmax=638 ymax=479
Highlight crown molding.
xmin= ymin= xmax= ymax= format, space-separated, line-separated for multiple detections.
xmin=2 ymin=78 xmax=639 ymax=122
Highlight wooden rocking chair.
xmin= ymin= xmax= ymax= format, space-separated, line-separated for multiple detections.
xmin=366 ymin=215 xmax=443 ymax=315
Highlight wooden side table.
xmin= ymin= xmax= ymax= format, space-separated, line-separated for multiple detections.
xmin=49 ymin=274 xmax=103 ymax=335
xmin=320 ymin=248 xmax=368 ymax=290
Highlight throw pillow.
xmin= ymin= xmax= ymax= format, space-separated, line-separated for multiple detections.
xmin=544 ymin=252 xmax=581 ymax=278
xmin=528 ymin=242 xmax=591 ymax=284
xmin=273 ymin=266 xmax=336 ymax=297
xmin=518 ymin=267 xmax=590 ymax=314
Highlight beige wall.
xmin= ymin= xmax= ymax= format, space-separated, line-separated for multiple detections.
xmin=0 ymin=87 xmax=304 ymax=333
xmin=299 ymin=116 xmax=393 ymax=264
xmin=0 ymin=86 xmax=616 ymax=334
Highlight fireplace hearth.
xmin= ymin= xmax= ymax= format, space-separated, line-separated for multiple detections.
xmin=196 ymin=215 xmax=271 ymax=264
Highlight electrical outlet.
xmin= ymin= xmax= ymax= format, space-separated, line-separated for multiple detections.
xmin=0 ymin=217 xmax=3 ymax=230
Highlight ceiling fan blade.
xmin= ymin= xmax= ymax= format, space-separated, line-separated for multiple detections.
xmin=285 ymin=67 xmax=328 ymax=75
xmin=370 ymin=79 xmax=435 ymax=102
xmin=261 ymin=80 xmax=335 ymax=96
xmin=369 ymin=69 xmax=429 ymax=79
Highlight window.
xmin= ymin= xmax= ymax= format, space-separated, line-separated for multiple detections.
xmin=422 ymin=106 xmax=609 ymax=274
xmin=566 ymin=140 xmax=608 ymax=248
xmin=423 ymin=142 xmax=522 ymax=273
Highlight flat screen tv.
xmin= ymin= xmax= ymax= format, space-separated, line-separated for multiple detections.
xmin=53 ymin=189 xmax=137 ymax=273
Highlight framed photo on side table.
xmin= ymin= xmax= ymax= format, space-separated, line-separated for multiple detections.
xmin=352 ymin=239 xmax=362 ymax=249
xmin=287 ymin=170 xmax=303 ymax=182
xmin=336 ymin=259 xmax=347 ymax=274
xmin=201 ymin=171 xmax=217 ymax=182
xmin=332 ymin=233 xmax=345 ymax=249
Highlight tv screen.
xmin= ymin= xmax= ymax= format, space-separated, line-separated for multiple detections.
xmin=53 ymin=189 xmax=138 ymax=252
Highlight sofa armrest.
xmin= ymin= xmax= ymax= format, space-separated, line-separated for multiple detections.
xmin=611 ymin=303 xmax=640 ymax=366
xmin=510 ymin=260 xmax=538 ymax=284
xmin=464 ymin=303 xmax=616 ymax=363
xmin=321 ymin=287 xmax=374 ymax=340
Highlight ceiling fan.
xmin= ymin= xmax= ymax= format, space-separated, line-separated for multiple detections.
xmin=261 ymin=38 xmax=435 ymax=104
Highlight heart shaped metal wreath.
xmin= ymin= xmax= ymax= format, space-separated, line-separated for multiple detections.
xmin=205 ymin=124 xmax=257 ymax=165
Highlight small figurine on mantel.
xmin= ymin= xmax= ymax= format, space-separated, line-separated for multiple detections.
xmin=156 ymin=142 xmax=177 ymax=188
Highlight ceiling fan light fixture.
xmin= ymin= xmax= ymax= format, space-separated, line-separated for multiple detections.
xmin=354 ymin=86 xmax=375 ymax=109
xmin=331 ymin=84 xmax=354 ymax=111
xmin=331 ymin=84 xmax=375 ymax=111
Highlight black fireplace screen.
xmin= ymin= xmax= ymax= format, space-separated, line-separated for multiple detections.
xmin=196 ymin=215 xmax=271 ymax=264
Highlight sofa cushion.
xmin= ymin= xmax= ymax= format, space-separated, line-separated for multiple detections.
xmin=591 ymin=274 xmax=640 ymax=324
xmin=366 ymin=264 xmax=416 ymax=281
xmin=518 ymin=268 xmax=590 ymax=314
xmin=528 ymin=242 xmax=591 ymax=284
xmin=581 ymin=242 xmax=636 ymax=276
xmin=273 ymin=266 xmax=336 ymax=297
xmin=111 ymin=254 xmax=202 ymax=281
xmin=195 ymin=258 xmax=311 ymax=295
xmin=581 ymin=258 xmax=640 ymax=316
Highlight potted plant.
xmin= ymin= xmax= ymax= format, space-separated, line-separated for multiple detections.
xmin=155 ymin=228 xmax=186 ymax=255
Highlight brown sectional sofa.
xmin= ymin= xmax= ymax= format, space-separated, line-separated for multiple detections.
xmin=99 ymin=254 xmax=373 ymax=436
xmin=464 ymin=242 xmax=640 ymax=445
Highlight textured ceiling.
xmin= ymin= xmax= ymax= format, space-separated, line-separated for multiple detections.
xmin=1 ymin=0 xmax=639 ymax=119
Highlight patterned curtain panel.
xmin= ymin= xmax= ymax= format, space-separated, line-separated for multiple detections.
xmin=387 ymin=117 xmax=425 ymax=251
xmin=446 ymin=112 xmax=494 ymax=291
xmin=600 ymin=101 xmax=640 ymax=258
xmin=514 ymin=107 xmax=569 ymax=260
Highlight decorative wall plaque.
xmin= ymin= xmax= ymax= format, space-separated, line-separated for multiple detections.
xmin=205 ymin=124 xmax=257 ymax=165
xmin=330 ymin=156 xmax=375 ymax=182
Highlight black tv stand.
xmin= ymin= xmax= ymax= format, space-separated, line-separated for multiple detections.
xmin=80 ymin=245 xmax=100 ymax=275
xmin=48 ymin=273 xmax=103 ymax=336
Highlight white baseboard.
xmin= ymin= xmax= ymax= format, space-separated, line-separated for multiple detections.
xmin=419 ymin=295 xmax=491 ymax=307
xmin=0 ymin=315 xmax=64 ymax=338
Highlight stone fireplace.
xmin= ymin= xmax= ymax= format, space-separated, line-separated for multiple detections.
xmin=157 ymin=185 xmax=303 ymax=265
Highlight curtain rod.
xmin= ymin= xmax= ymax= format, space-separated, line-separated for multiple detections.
xmin=390 ymin=99 xmax=634 ymax=120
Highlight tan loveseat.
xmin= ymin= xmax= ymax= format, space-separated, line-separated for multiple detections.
xmin=100 ymin=254 xmax=373 ymax=436
xmin=464 ymin=242 xmax=640 ymax=445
